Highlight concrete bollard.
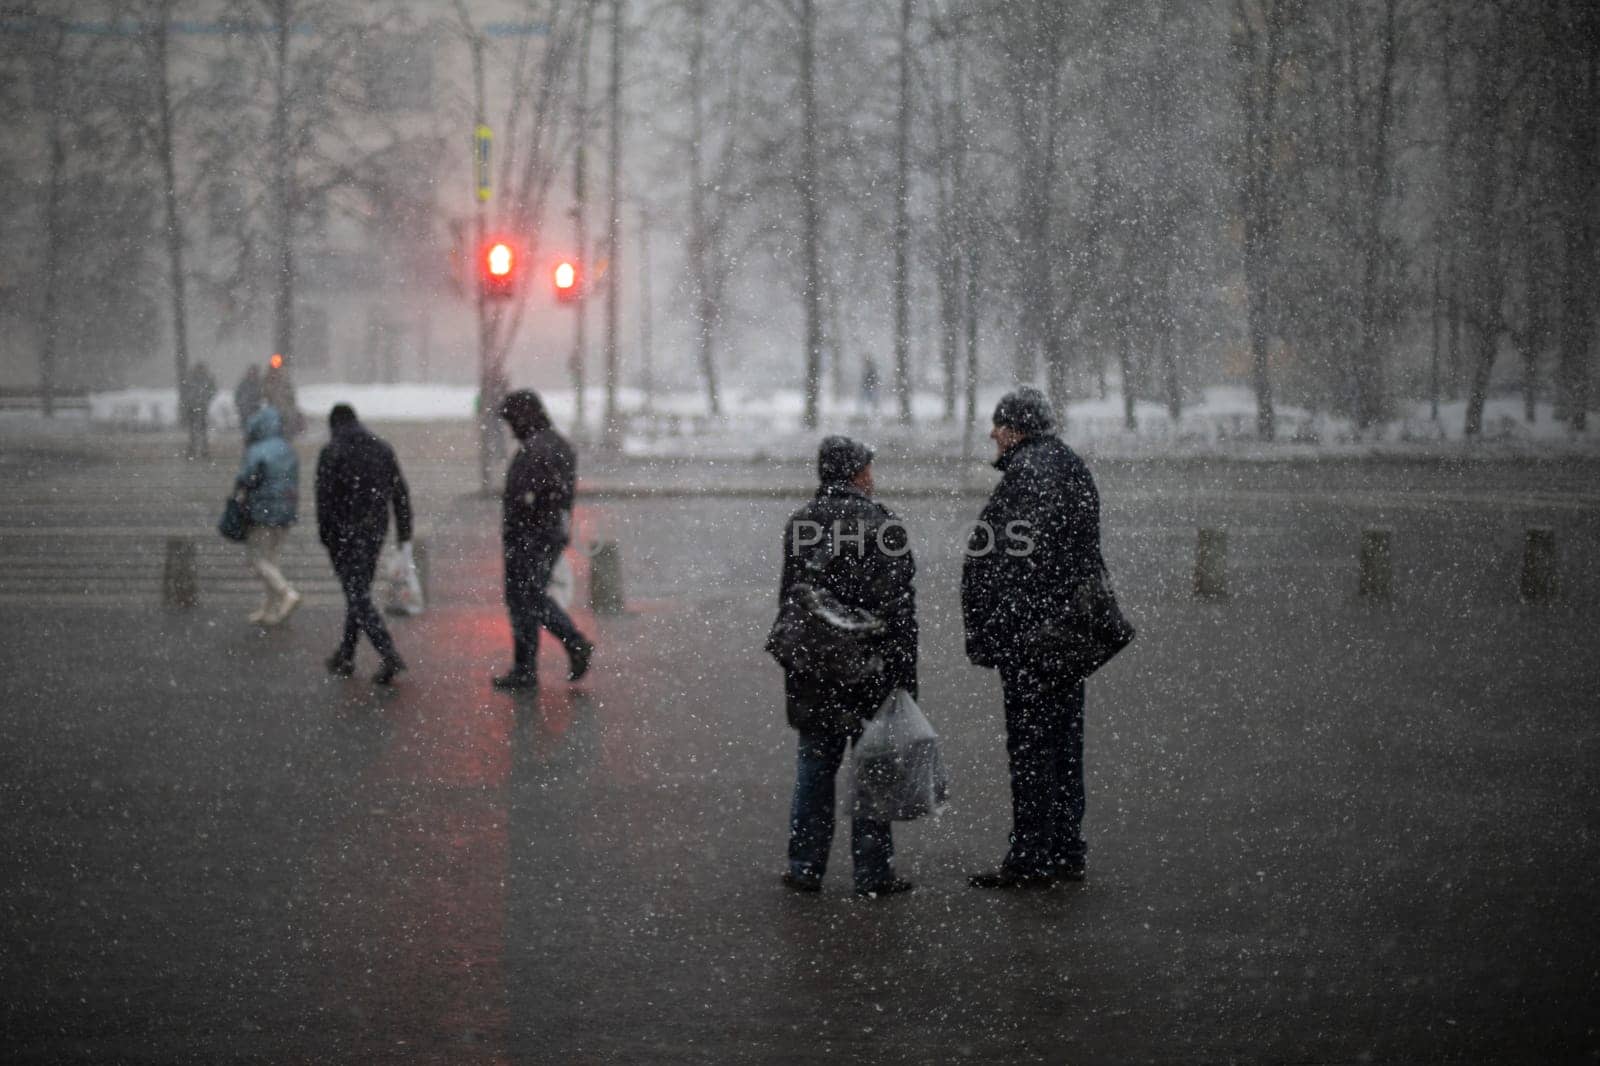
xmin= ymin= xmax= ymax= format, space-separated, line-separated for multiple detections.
xmin=589 ymin=539 xmax=625 ymax=615
xmin=1358 ymin=528 xmax=1393 ymax=600
xmin=1194 ymin=528 xmax=1228 ymax=599
xmin=1520 ymin=527 xmax=1558 ymax=603
xmin=163 ymin=537 xmax=199 ymax=608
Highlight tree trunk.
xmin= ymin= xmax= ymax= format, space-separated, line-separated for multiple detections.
xmin=963 ymin=246 xmax=981 ymax=460
xmin=39 ymin=58 xmax=66 ymax=418
xmin=892 ymin=0 xmax=913 ymax=423
xmin=152 ymin=14 xmax=193 ymax=453
xmin=1353 ymin=0 xmax=1398 ymax=430
xmin=799 ymin=0 xmax=823 ymax=429
xmin=572 ymin=7 xmax=593 ymax=437
xmin=602 ymin=0 xmax=624 ymax=449
xmin=686 ymin=0 xmax=721 ymax=416
xmin=1556 ymin=0 xmax=1597 ymax=431
xmin=1463 ymin=17 xmax=1510 ymax=439
xmin=271 ymin=9 xmax=295 ymax=365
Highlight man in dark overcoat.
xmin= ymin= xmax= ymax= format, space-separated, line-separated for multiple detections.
xmin=962 ymin=387 xmax=1104 ymax=887
xmin=494 ymin=389 xmax=593 ymax=691
xmin=316 ymin=403 xmax=412 ymax=684
xmin=773 ymin=436 xmax=918 ymax=897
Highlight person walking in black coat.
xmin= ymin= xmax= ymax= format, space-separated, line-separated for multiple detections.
xmin=771 ymin=436 xmax=918 ymax=897
xmin=316 ymin=404 xmax=411 ymax=685
xmin=493 ymin=389 xmax=593 ymax=691
xmin=962 ymin=387 xmax=1104 ymax=887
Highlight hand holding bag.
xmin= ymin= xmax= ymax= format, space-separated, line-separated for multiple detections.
xmin=218 ymin=492 xmax=249 ymax=542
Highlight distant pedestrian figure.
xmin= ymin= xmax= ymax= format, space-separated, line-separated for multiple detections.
xmin=180 ymin=361 xmax=217 ymax=460
xmin=235 ymin=405 xmax=301 ymax=626
xmin=234 ymin=365 xmax=263 ymax=431
xmin=769 ymin=436 xmax=918 ymax=897
xmin=262 ymin=359 xmax=305 ymax=439
xmin=492 ymin=389 xmax=593 ymax=691
xmin=316 ymin=404 xmax=412 ymax=685
xmin=860 ymin=357 xmax=881 ymax=418
xmin=962 ymin=387 xmax=1103 ymax=888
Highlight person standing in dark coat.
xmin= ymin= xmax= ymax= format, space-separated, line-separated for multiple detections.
xmin=962 ymin=387 xmax=1104 ymax=888
xmin=180 ymin=361 xmax=217 ymax=460
xmin=234 ymin=365 xmax=263 ymax=432
xmin=772 ymin=436 xmax=918 ymax=897
xmin=316 ymin=404 xmax=411 ymax=685
xmin=493 ymin=389 xmax=593 ymax=691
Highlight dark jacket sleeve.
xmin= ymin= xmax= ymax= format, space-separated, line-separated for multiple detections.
xmin=388 ymin=448 xmax=413 ymax=544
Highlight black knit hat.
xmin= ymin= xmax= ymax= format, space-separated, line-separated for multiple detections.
xmin=817 ymin=435 xmax=874 ymax=485
xmin=498 ymin=389 xmax=550 ymax=434
xmin=992 ymin=387 xmax=1055 ymax=436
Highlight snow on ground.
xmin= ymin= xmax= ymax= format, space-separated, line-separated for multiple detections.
xmin=46 ymin=381 xmax=1600 ymax=460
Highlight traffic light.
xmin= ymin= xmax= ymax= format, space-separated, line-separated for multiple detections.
xmin=553 ymin=259 xmax=581 ymax=303
xmin=481 ymin=239 xmax=518 ymax=299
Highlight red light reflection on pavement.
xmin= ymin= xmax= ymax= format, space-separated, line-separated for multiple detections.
xmin=312 ymin=609 xmax=522 ymax=1061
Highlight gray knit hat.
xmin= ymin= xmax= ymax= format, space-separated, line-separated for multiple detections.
xmin=817 ymin=435 xmax=875 ymax=485
xmin=992 ymin=387 xmax=1055 ymax=436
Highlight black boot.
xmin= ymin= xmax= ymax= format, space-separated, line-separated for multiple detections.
xmin=566 ymin=637 xmax=593 ymax=682
xmin=372 ymin=656 xmax=407 ymax=686
xmin=492 ymin=669 xmax=537 ymax=691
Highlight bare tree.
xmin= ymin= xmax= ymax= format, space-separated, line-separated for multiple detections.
xmin=1231 ymin=0 xmax=1307 ymax=440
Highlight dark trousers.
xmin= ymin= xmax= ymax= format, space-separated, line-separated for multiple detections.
xmin=506 ymin=543 xmax=585 ymax=675
xmin=788 ymin=730 xmax=894 ymax=890
xmin=333 ymin=549 xmax=398 ymax=664
xmin=999 ymin=663 xmax=1086 ymax=876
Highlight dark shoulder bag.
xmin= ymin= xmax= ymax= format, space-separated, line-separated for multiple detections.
xmin=218 ymin=491 xmax=250 ymax=542
xmin=1026 ymin=566 xmax=1135 ymax=681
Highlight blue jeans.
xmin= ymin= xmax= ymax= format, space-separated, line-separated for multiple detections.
xmin=788 ymin=730 xmax=894 ymax=891
xmin=999 ymin=664 xmax=1087 ymax=876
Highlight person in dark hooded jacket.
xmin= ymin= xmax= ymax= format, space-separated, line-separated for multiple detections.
xmin=771 ymin=436 xmax=918 ymax=897
xmin=493 ymin=389 xmax=593 ymax=690
xmin=962 ymin=387 xmax=1103 ymax=888
xmin=316 ymin=404 xmax=412 ymax=685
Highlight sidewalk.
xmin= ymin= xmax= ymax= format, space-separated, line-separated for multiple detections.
xmin=1 ymin=450 xmax=1597 ymax=1062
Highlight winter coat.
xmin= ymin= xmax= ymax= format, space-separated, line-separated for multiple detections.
xmin=235 ymin=406 xmax=299 ymax=527
xmin=234 ymin=373 xmax=262 ymax=422
xmin=961 ymin=434 xmax=1103 ymax=670
xmin=774 ymin=484 xmax=918 ymax=734
xmin=502 ymin=426 xmax=576 ymax=587
xmin=315 ymin=420 xmax=412 ymax=564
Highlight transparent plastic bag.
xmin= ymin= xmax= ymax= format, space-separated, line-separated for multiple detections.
xmin=382 ymin=541 xmax=425 ymax=617
xmin=852 ymin=689 xmax=949 ymax=822
xmin=546 ymin=552 xmax=575 ymax=610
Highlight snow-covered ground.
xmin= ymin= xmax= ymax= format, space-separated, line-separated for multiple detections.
xmin=23 ymin=382 xmax=1598 ymax=460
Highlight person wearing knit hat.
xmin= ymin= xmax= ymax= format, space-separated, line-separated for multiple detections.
xmin=962 ymin=386 xmax=1107 ymax=888
xmin=768 ymin=436 xmax=919 ymax=898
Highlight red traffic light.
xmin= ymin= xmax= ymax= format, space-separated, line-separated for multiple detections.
xmin=481 ymin=239 xmax=518 ymax=298
xmin=487 ymin=242 xmax=513 ymax=277
xmin=553 ymin=260 xmax=580 ymax=303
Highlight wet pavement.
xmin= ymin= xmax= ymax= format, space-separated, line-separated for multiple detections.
xmin=1 ymin=431 xmax=1598 ymax=1063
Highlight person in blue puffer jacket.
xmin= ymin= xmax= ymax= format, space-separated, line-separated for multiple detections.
xmin=235 ymin=404 xmax=301 ymax=625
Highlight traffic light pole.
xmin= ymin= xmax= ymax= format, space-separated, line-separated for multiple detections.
xmin=472 ymin=34 xmax=495 ymax=493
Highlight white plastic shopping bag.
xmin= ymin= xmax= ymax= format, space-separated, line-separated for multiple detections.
xmin=853 ymin=689 xmax=949 ymax=822
xmin=546 ymin=552 xmax=575 ymax=610
xmin=382 ymin=541 xmax=425 ymax=616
